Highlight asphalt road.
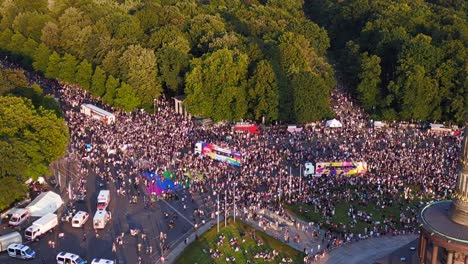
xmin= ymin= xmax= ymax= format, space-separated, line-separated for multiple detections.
xmin=0 ymin=167 xmax=217 ymax=264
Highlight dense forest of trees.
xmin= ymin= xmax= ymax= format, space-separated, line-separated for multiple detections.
xmin=0 ymin=68 xmax=69 ymax=210
xmin=0 ymin=0 xmax=335 ymax=123
xmin=306 ymin=0 xmax=467 ymax=123
xmin=0 ymin=0 xmax=465 ymax=125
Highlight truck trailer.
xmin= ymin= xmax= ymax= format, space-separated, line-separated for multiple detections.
xmin=24 ymin=213 xmax=58 ymax=240
xmin=0 ymin=232 xmax=22 ymax=252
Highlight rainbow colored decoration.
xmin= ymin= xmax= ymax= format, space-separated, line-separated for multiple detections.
xmin=143 ymin=171 xmax=184 ymax=196
xmin=195 ymin=142 xmax=242 ymax=167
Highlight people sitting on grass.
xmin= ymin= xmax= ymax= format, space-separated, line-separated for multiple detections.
xmin=206 ymin=248 xmax=222 ymax=259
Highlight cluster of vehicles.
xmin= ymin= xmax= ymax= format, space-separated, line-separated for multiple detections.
xmin=1 ymin=189 xmax=113 ymax=262
xmin=0 ymin=232 xmax=35 ymax=260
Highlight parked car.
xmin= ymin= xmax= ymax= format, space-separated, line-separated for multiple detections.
xmin=7 ymin=243 xmax=36 ymax=259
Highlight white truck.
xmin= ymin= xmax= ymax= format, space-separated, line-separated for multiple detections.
xmin=0 ymin=232 xmax=22 ymax=252
xmin=25 ymin=213 xmax=58 ymax=240
xmin=97 ymin=190 xmax=110 ymax=211
xmin=93 ymin=210 xmax=111 ymax=229
xmin=303 ymin=162 xmax=316 ymax=176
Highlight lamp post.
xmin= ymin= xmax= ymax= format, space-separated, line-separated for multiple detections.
xmin=153 ymin=98 xmax=157 ymax=115
xmin=224 ymin=189 xmax=227 ymax=227
xmin=233 ymin=184 xmax=236 ymax=223
xmin=217 ymin=192 xmax=220 ymax=233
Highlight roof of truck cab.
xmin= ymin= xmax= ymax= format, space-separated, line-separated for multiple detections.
xmin=7 ymin=243 xmax=29 ymax=250
xmin=91 ymin=258 xmax=115 ymax=264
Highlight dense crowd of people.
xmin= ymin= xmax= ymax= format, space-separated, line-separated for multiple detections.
xmin=1 ymin=56 xmax=463 ymax=262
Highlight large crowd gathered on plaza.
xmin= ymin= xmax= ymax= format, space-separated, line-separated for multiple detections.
xmin=2 ymin=56 xmax=463 ymax=262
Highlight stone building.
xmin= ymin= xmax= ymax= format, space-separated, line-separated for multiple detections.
xmin=418 ymin=125 xmax=468 ymax=264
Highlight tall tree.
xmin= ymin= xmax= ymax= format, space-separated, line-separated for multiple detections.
xmin=114 ymin=82 xmax=140 ymax=111
xmin=102 ymin=75 xmax=119 ymax=105
xmin=45 ymin=51 xmax=61 ymax=79
xmin=0 ymin=96 xmax=68 ymax=180
xmin=157 ymin=44 xmax=190 ymax=94
xmin=291 ymin=72 xmax=332 ymax=123
xmin=21 ymin=38 xmax=38 ymax=59
xmin=0 ymin=177 xmax=27 ymax=211
xmin=12 ymin=11 xmax=51 ymax=41
xmin=185 ymin=48 xmax=249 ymax=121
xmin=91 ymin=66 xmax=107 ymax=97
xmin=40 ymin=21 xmax=61 ymax=50
xmin=7 ymin=32 xmax=26 ymax=55
xmin=101 ymin=49 xmax=122 ymax=77
xmin=59 ymin=53 xmax=78 ymax=83
xmin=32 ymin=43 xmax=51 ymax=73
xmin=248 ymin=60 xmax=279 ymax=122
xmin=75 ymin=59 xmax=93 ymax=90
xmin=0 ymin=28 xmax=13 ymax=49
xmin=357 ymin=52 xmax=381 ymax=112
xmin=119 ymin=45 xmax=161 ymax=108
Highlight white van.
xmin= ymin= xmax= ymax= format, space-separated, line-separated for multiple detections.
xmin=9 ymin=208 xmax=30 ymax=226
xmin=7 ymin=243 xmax=36 ymax=259
xmin=72 ymin=211 xmax=90 ymax=228
xmin=93 ymin=210 xmax=111 ymax=229
xmin=97 ymin=190 xmax=110 ymax=210
xmin=91 ymin=258 xmax=114 ymax=264
xmin=56 ymin=252 xmax=86 ymax=264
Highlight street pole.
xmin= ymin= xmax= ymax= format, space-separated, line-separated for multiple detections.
xmin=68 ymin=182 xmax=72 ymax=200
xmin=233 ymin=184 xmax=236 ymax=223
xmin=299 ymin=164 xmax=302 ymax=196
xmin=58 ymin=171 xmax=61 ymax=189
xmin=217 ymin=192 xmax=220 ymax=233
xmin=289 ymin=166 xmax=292 ymax=200
xmin=279 ymin=172 xmax=282 ymax=203
xmin=224 ymin=189 xmax=227 ymax=227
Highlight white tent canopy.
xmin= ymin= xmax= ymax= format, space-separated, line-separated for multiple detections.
xmin=26 ymin=191 xmax=63 ymax=217
xmin=326 ymin=119 xmax=343 ymax=128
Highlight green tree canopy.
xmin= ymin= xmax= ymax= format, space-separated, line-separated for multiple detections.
xmin=59 ymin=53 xmax=78 ymax=83
xmin=114 ymin=82 xmax=140 ymax=111
xmin=185 ymin=48 xmax=249 ymax=121
xmin=119 ymin=44 xmax=161 ymax=108
xmin=248 ymin=60 xmax=279 ymax=122
xmin=91 ymin=65 xmax=107 ymax=97
xmin=32 ymin=43 xmax=51 ymax=73
xmin=75 ymin=59 xmax=93 ymax=90
xmin=357 ymin=52 xmax=381 ymax=112
xmin=45 ymin=51 xmax=61 ymax=79
xmin=0 ymin=96 xmax=68 ymax=180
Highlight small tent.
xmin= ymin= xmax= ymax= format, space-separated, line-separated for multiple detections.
xmin=326 ymin=119 xmax=342 ymax=128
xmin=26 ymin=191 xmax=63 ymax=217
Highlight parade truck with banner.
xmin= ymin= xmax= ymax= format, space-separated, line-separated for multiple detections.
xmin=194 ymin=142 xmax=242 ymax=167
xmin=315 ymin=161 xmax=368 ymax=176
xmin=80 ymin=104 xmax=115 ymax=125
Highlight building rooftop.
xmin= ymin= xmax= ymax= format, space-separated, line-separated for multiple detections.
xmin=420 ymin=200 xmax=468 ymax=244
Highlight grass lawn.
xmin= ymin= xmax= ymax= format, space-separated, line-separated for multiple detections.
xmin=175 ymin=218 xmax=305 ymax=264
xmin=285 ymin=197 xmax=424 ymax=234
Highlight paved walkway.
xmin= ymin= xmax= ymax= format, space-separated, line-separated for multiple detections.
xmin=316 ymin=235 xmax=418 ymax=264
xmin=161 ymin=208 xmax=418 ymax=264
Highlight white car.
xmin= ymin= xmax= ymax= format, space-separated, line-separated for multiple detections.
xmin=56 ymin=252 xmax=86 ymax=264
xmin=91 ymin=258 xmax=115 ymax=264
xmin=72 ymin=211 xmax=89 ymax=228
